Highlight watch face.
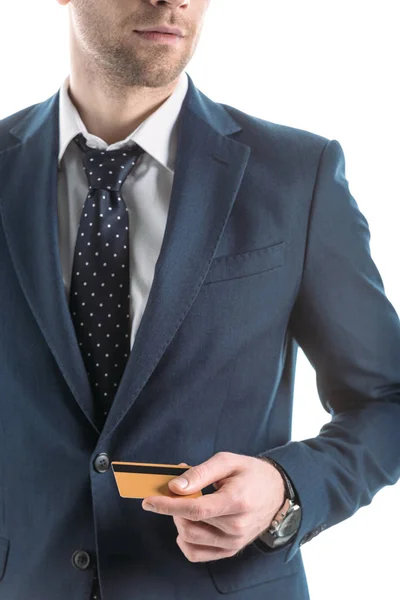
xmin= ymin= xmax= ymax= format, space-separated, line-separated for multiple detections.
xmin=278 ymin=505 xmax=301 ymax=538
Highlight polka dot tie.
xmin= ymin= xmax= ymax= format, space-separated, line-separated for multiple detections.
xmin=69 ymin=133 xmax=145 ymax=429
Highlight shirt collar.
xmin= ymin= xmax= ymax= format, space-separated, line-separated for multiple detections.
xmin=58 ymin=71 xmax=189 ymax=174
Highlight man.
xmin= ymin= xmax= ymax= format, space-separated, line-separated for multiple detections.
xmin=0 ymin=0 xmax=399 ymax=598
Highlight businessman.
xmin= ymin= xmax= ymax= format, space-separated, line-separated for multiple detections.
xmin=0 ymin=0 xmax=399 ymax=598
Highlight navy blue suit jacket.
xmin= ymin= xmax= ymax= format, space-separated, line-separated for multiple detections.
xmin=0 ymin=72 xmax=399 ymax=600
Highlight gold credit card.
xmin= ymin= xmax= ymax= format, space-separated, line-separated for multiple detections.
xmin=111 ymin=461 xmax=203 ymax=499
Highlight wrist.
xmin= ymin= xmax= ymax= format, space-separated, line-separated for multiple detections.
xmin=255 ymin=456 xmax=302 ymax=548
xmin=256 ymin=456 xmax=297 ymax=503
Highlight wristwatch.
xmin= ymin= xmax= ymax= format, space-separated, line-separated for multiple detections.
xmin=255 ymin=456 xmax=302 ymax=548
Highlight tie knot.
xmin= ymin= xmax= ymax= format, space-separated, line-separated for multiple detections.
xmin=73 ymin=133 xmax=145 ymax=192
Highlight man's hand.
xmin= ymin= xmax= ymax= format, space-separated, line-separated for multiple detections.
xmin=141 ymin=451 xmax=285 ymax=563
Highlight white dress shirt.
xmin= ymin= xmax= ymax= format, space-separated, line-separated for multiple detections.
xmin=57 ymin=71 xmax=189 ymax=350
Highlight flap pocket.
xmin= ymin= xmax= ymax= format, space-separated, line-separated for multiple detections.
xmin=206 ymin=541 xmax=301 ymax=593
xmin=203 ymin=242 xmax=285 ymax=285
xmin=0 ymin=536 xmax=10 ymax=581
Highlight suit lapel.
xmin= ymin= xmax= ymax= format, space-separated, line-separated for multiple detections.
xmin=0 ymin=74 xmax=251 ymax=437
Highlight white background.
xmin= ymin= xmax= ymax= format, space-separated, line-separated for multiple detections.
xmin=1 ymin=1 xmax=399 ymax=598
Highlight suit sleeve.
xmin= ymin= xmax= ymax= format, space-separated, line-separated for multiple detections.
xmin=257 ymin=138 xmax=400 ymax=564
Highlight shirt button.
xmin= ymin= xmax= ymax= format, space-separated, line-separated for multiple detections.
xmin=71 ymin=550 xmax=91 ymax=570
xmin=93 ymin=453 xmax=110 ymax=473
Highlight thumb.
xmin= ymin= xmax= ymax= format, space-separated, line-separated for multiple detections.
xmin=168 ymin=454 xmax=231 ymax=494
xmin=168 ymin=462 xmax=191 ymax=494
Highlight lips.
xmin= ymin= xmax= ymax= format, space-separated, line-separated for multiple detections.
xmin=136 ymin=25 xmax=183 ymax=37
xmin=134 ymin=31 xmax=183 ymax=44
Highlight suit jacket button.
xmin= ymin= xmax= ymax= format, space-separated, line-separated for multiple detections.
xmin=94 ymin=453 xmax=110 ymax=473
xmin=71 ymin=550 xmax=91 ymax=570
xmin=300 ymin=531 xmax=312 ymax=545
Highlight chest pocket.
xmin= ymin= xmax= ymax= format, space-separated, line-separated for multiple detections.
xmin=203 ymin=241 xmax=285 ymax=285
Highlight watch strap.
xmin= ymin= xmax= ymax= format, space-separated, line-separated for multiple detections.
xmin=255 ymin=456 xmax=301 ymax=548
